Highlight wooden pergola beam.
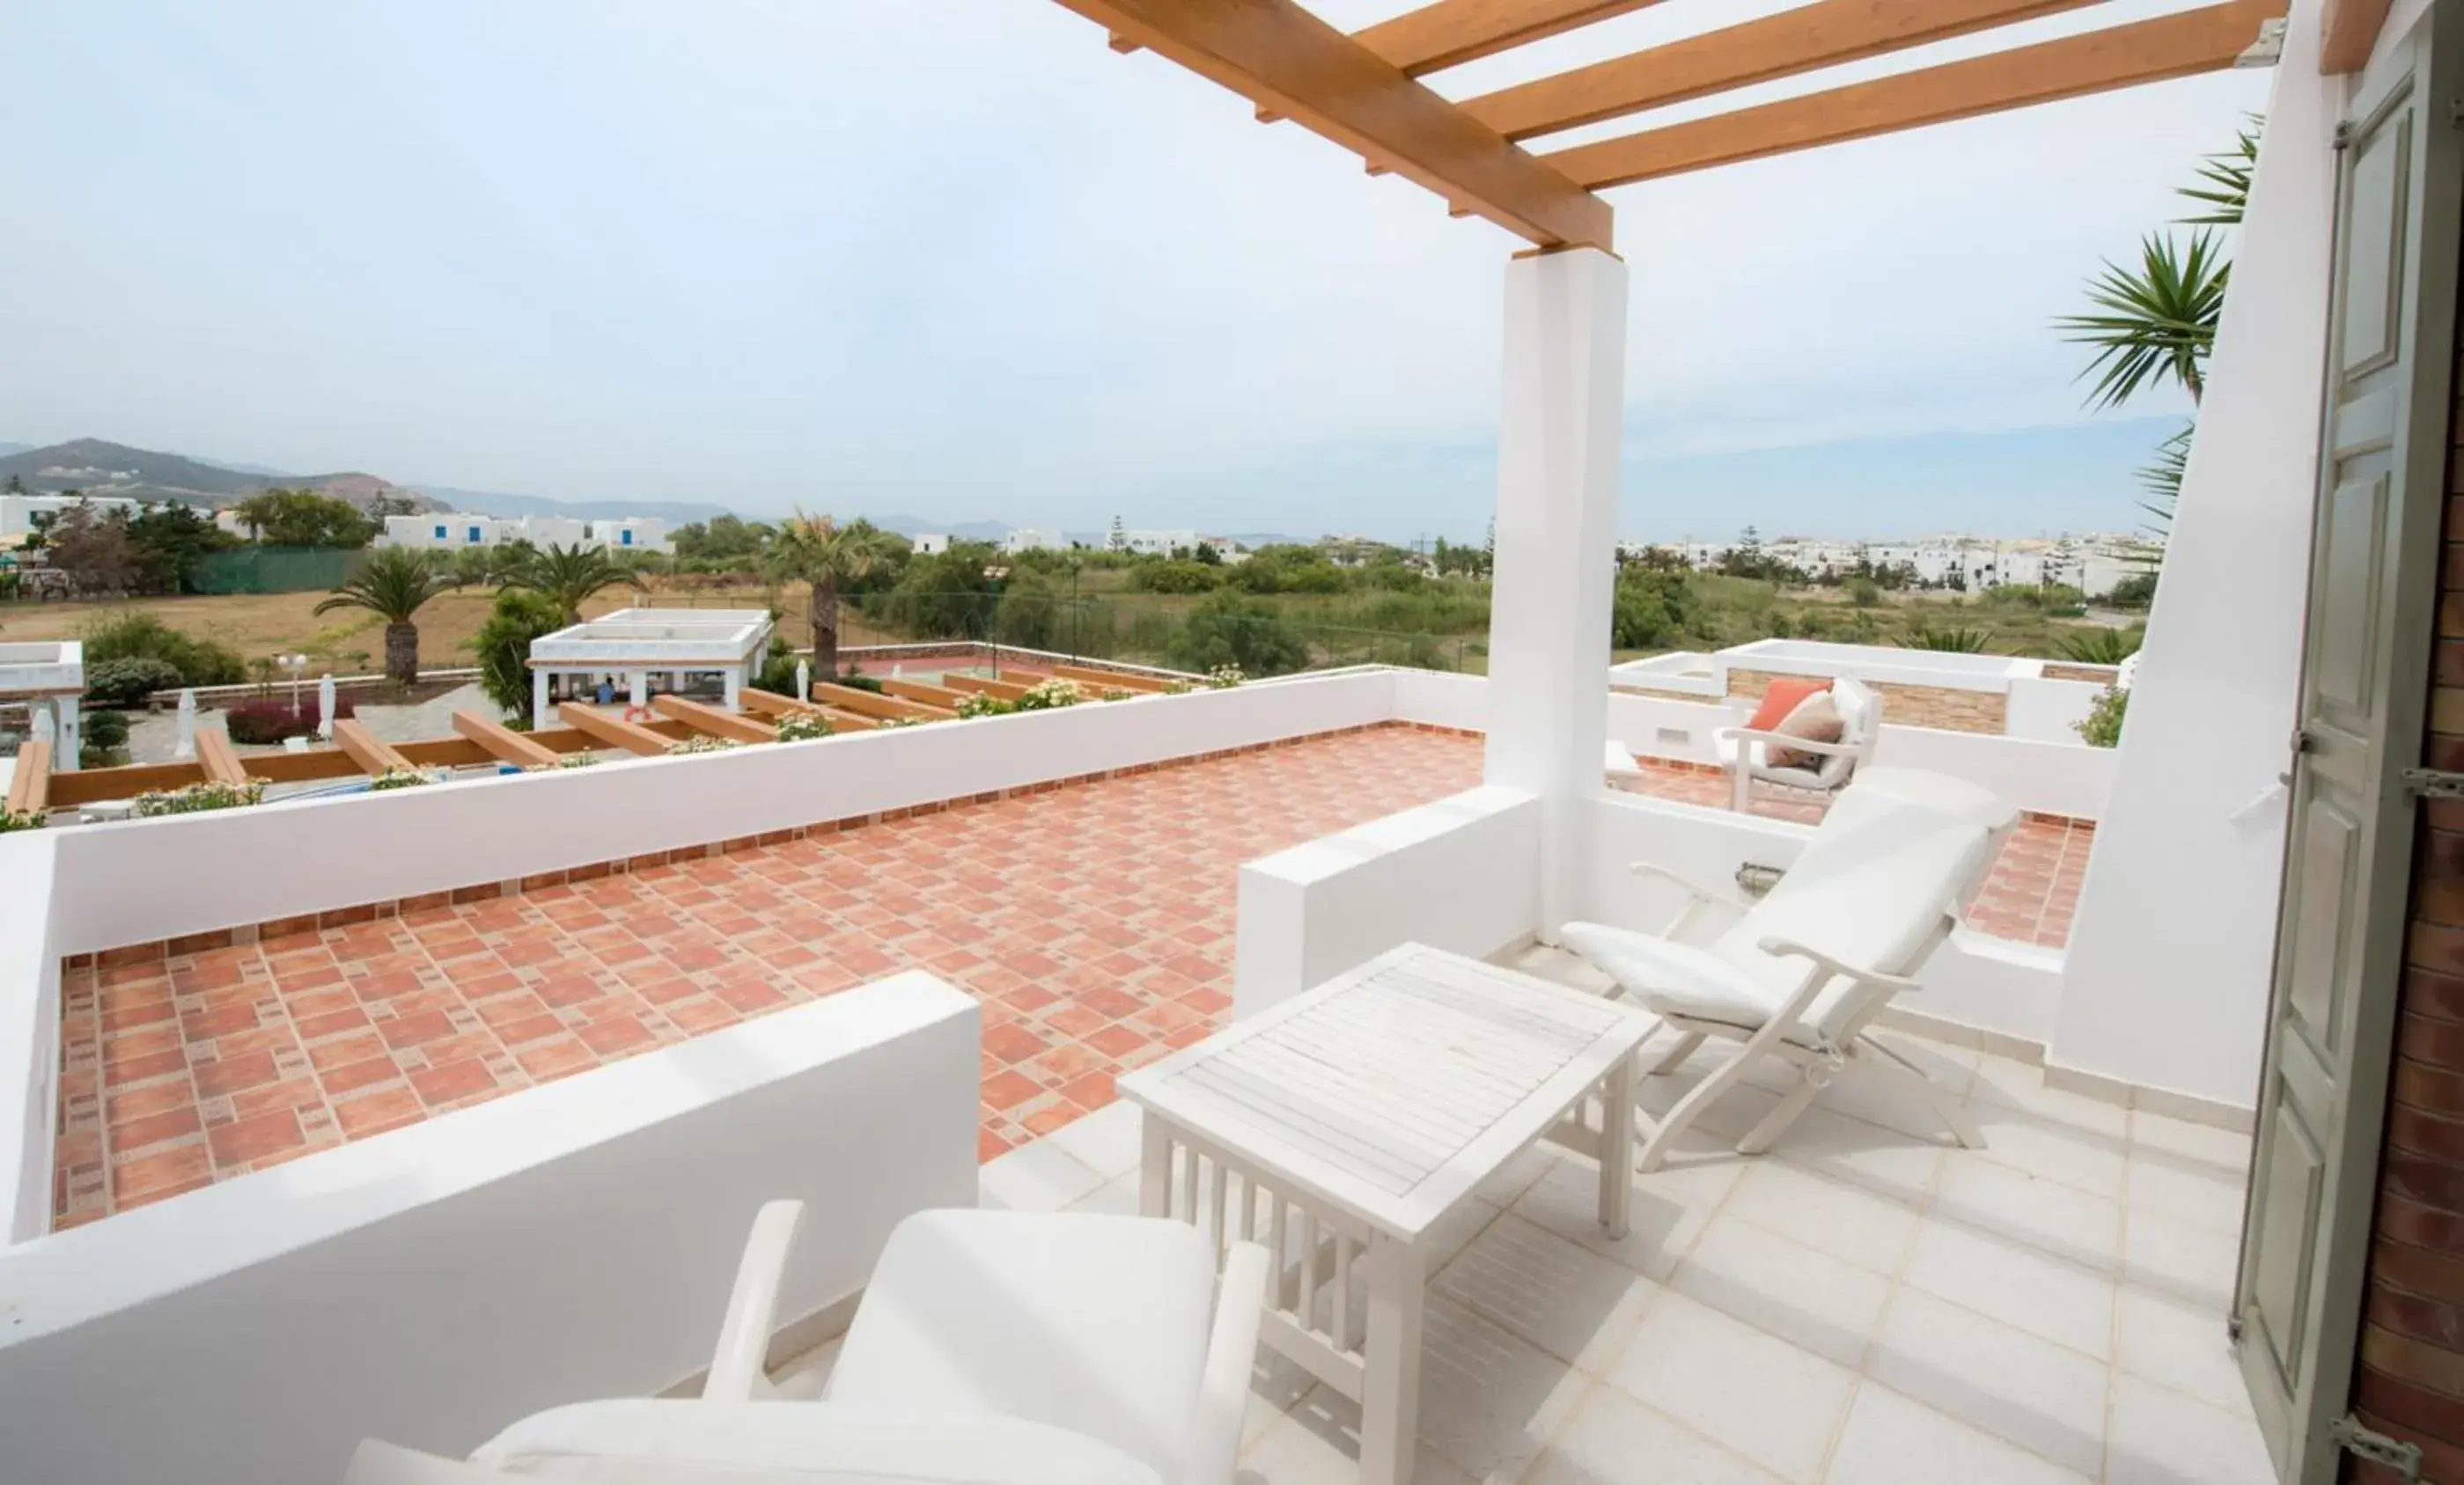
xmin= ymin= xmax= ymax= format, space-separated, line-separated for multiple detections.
xmin=453 ymin=709 xmax=562 ymax=769
xmin=1460 ymin=0 xmax=2101 ymax=141
xmin=5 ymin=739 xmax=50 ymax=818
xmin=1049 ymin=664 xmax=1177 ymax=694
xmin=1050 ymin=0 xmax=1613 ymax=250
xmin=333 ymin=719 xmax=416 ymax=777
xmin=881 ymin=678 xmax=969 ymax=710
xmin=557 ymin=702 xmax=675 ymax=758
xmin=653 ymin=695 xmax=780 ymax=744
xmin=941 ymin=674 xmax=1036 ymax=704
xmin=44 ymin=761 xmax=205 ymax=811
xmin=1354 ymin=0 xmax=1663 ymax=76
xmin=195 ymin=729 xmax=251 ymax=788
xmin=1545 ymin=0 xmax=2284 ymax=188
xmin=2320 ymin=0 xmax=2390 ymax=70
xmin=811 ymin=682 xmax=953 ymax=721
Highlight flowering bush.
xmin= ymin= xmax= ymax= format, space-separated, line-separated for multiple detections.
xmin=0 ymin=805 xmax=43 ymax=833
xmin=954 ymin=692 xmax=1013 ymax=719
xmin=1163 ymin=680 xmax=1193 ymax=695
xmin=133 ymin=779 xmax=266 ymax=817
xmin=876 ymin=716 xmax=924 ymax=729
xmin=774 ymin=710 xmax=834 ymax=742
xmin=1012 ymin=678 xmax=1085 ymax=711
xmin=2076 ymin=684 xmax=2129 ymax=747
xmin=544 ymin=753 xmax=603 ymax=770
xmin=367 ymin=768 xmax=430 ymax=790
xmin=1204 ymin=665 xmax=1247 ymax=689
xmin=224 ymin=695 xmax=356 ymax=746
xmin=1100 ymin=687 xmax=1138 ymax=702
xmin=667 ymin=735 xmax=745 ymax=755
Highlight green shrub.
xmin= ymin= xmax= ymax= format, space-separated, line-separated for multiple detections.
xmin=1168 ymin=593 xmax=1309 ymax=676
xmin=954 ymin=692 xmax=1013 ymax=719
xmin=1129 ymin=560 xmax=1221 ymax=595
xmin=1011 ymin=677 xmax=1085 ymax=710
xmin=474 ymin=590 xmax=568 ymax=722
xmin=0 ymin=805 xmax=42 ymax=833
xmin=366 ymin=768 xmax=430 ymax=790
xmin=81 ymin=613 xmax=246 ymax=687
xmin=2056 ymin=627 xmax=2144 ymax=665
xmin=775 ymin=709 xmax=834 ymax=741
xmin=993 ymin=571 xmax=1062 ymax=649
xmin=1901 ymin=623 xmax=1996 ymax=653
xmin=85 ymin=657 xmax=184 ymax=708
xmin=2077 ymin=685 xmax=2129 ymax=746
xmin=79 ymin=709 xmax=131 ymax=768
xmin=755 ymin=636 xmax=803 ymax=696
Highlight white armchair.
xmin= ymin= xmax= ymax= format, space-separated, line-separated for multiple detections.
xmin=1715 ymin=676 xmax=1882 ymax=814
xmin=348 ymin=1203 xmax=1271 ymax=1485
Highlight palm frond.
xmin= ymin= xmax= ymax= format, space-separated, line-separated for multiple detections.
xmin=2178 ymin=115 xmax=2262 ymax=225
xmin=313 ymin=548 xmax=456 ymax=623
xmin=2052 ymin=231 xmax=2229 ymax=409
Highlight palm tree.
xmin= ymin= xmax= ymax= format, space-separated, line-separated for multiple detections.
xmin=770 ymin=512 xmax=898 ymax=680
xmin=2054 ymin=231 xmax=2229 ymax=409
xmin=313 ymin=548 xmax=458 ymax=684
xmin=502 ymin=541 xmax=644 ymax=625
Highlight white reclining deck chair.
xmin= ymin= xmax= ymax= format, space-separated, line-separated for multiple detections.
xmin=348 ymin=1202 xmax=1271 ymax=1485
xmin=1562 ymin=768 xmax=2016 ymax=1173
xmin=1717 ymin=675 xmax=1882 ymax=814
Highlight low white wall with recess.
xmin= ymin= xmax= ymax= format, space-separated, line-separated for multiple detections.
xmin=2005 ymin=674 xmax=2108 ymax=746
xmin=46 ymin=670 xmax=1398 ymax=954
xmin=2055 ymin=0 xmax=2336 ymax=1114
xmin=0 ymin=833 xmax=62 ymax=1245
xmin=0 ymin=974 xmax=979 ymax=1485
xmin=1234 ymin=785 xmax=1541 ymax=1017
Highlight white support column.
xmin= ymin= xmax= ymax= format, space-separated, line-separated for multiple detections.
xmin=629 ymin=672 xmax=648 ymax=708
xmin=722 ymin=667 xmax=743 ymax=711
xmin=1482 ymin=247 xmax=1628 ymax=941
xmin=53 ymin=696 xmax=81 ymax=773
xmin=533 ymin=669 xmax=551 ymax=726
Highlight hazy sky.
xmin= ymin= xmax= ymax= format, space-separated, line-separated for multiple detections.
xmin=0 ymin=1 xmax=2269 ymax=541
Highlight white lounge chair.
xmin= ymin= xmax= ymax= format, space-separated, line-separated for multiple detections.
xmin=1717 ymin=675 xmax=1882 ymax=814
xmin=348 ymin=1202 xmax=1271 ymax=1485
xmin=1562 ymin=769 xmax=2015 ymax=1172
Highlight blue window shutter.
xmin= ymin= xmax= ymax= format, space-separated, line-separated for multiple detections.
xmin=434 ymin=525 xmax=446 ymax=540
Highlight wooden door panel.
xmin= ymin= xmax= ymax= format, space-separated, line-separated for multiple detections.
xmin=2252 ymin=1108 xmax=2328 ymax=1380
xmin=2287 ymin=802 xmax=2358 ymax=1050
xmin=2343 ymin=114 xmax=2410 ymax=379
xmin=2313 ymin=473 xmax=2389 ymax=721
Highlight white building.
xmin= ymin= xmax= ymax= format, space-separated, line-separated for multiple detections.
xmin=0 ymin=494 xmax=141 ymax=540
xmin=999 ymin=527 xmax=1071 ymax=555
xmin=911 ymin=533 xmax=952 ymax=555
xmin=1124 ymin=529 xmax=1202 ymax=557
xmin=378 ymin=512 xmax=671 ymax=555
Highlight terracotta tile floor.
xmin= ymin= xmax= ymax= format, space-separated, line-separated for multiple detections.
xmin=1610 ymin=761 xmax=2093 ymax=949
xmin=51 ymin=725 xmax=1487 ymax=1229
xmin=51 ymin=734 xmax=2091 ymax=1230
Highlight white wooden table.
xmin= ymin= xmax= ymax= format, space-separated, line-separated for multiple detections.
xmin=1118 ymin=943 xmax=1655 ymax=1485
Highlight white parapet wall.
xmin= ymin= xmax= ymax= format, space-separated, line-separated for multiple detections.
xmin=0 ymin=973 xmax=980 ymax=1485
xmin=44 ymin=668 xmax=1401 ymax=956
xmin=0 ymin=832 xmax=63 ymax=1245
xmin=1234 ymin=785 xmax=1542 ymax=1017
xmin=1393 ymin=669 xmax=2115 ymax=822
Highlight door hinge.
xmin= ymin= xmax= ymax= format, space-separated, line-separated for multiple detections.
xmin=2403 ymin=768 xmax=2464 ymax=798
xmin=2335 ymin=120 xmax=2355 ymax=150
xmin=2331 ymin=1415 xmax=2423 ymax=1481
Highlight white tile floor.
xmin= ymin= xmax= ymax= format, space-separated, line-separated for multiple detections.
xmin=777 ymin=948 xmax=2270 ymax=1485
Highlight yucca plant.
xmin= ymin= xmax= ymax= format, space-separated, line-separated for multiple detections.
xmin=313 ymin=548 xmax=457 ymax=684
xmin=2056 ymin=628 xmax=2144 ymax=665
xmin=1901 ymin=624 xmax=1996 ymax=653
xmin=2055 ymin=232 xmax=2229 ymax=410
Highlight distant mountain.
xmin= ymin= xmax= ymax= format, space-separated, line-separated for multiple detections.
xmin=408 ymin=483 xmax=733 ymax=525
xmin=0 ymin=438 xmax=441 ymax=512
xmin=0 ymin=442 xmax=31 ymax=459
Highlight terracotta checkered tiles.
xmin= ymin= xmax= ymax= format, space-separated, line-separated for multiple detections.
xmin=51 ymin=725 xmax=1487 ymax=1230
xmin=1608 ymin=761 xmax=2092 ymax=949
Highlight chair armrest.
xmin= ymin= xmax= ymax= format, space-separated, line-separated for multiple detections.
xmin=1184 ymin=1241 xmax=1271 ymax=1485
xmin=1719 ymin=727 xmax=1865 ymax=759
xmin=1754 ymin=937 xmax=1925 ymax=994
xmin=704 ymin=1199 xmax=805 ymax=1400
xmin=1629 ymin=860 xmax=1743 ymax=938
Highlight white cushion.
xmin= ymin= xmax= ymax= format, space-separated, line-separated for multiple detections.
xmin=468 ymin=1400 xmax=1161 ymax=1485
xmin=1568 ymin=776 xmax=2003 ymax=1043
xmin=827 ymin=1211 xmax=1214 ymax=1482
xmin=1558 ymin=923 xmax=1824 ymax=1045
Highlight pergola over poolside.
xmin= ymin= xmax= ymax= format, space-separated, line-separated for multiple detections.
xmin=525 ymin=608 xmax=775 ymax=720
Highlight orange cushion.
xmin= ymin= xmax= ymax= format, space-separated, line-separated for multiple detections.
xmin=1765 ymin=692 xmax=1845 ymax=769
xmin=1747 ymin=676 xmax=1831 ymax=732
